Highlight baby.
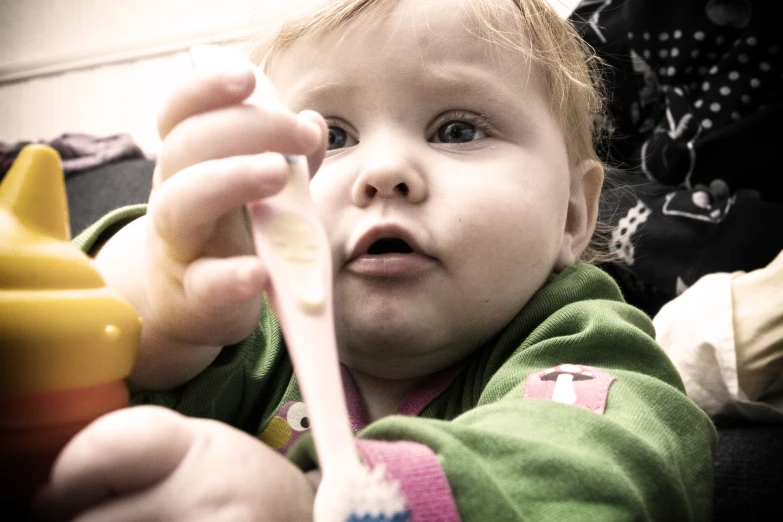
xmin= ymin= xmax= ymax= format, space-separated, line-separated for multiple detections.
xmin=36 ymin=0 xmax=716 ymax=520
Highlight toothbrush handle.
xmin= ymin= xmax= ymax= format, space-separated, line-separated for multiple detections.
xmin=187 ymin=44 xmax=363 ymax=482
xmin=247 ymin=182 xmax=361 ymax=478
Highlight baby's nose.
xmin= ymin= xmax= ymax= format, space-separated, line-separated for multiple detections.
xmin=351 ymin=147 xmax=427 ymax=206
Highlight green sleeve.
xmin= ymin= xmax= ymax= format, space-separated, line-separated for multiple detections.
xmin=293 ymin=265 xmax=716 ymax=521
xmin=130 ymin=306 xmax=293 ymax=434
xmin=378 ymin=265 xmax=715 ymax=520
xmin=72 ymin=204 xmax=147 ymax=252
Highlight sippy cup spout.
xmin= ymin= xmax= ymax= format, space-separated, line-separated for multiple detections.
xmin=0 ymin=145 xmax=141 ymax=515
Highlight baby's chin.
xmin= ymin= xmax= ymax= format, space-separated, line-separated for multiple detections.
xmin=337 ymin=328 xmax=472 ymax=381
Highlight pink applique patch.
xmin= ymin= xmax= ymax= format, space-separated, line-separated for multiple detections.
xmin=257 ymin=400 xmax=310 ymax=454
xmin=523 ymin=364 xmax=615 ymax=415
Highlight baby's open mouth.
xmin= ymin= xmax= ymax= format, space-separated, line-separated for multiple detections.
xmin=367 ymin=238 xmax=414 ymax=255
xmin=347 ymin=231 xmax=433 ymax=275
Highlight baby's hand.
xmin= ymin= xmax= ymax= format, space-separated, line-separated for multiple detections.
xmin=33 ymin=407 xmax=317 ymax=522
xmin=95 ymin=56 xmax=327 ymax=388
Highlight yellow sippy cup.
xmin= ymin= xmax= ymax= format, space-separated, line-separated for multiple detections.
xmin=0 ymin=145 xmax=141 ymax=512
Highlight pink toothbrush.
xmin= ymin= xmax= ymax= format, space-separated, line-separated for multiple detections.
xmin=189 ymin=45 xmax=408 ymax=522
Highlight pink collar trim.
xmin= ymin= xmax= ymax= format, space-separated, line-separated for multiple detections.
xmin=341 ymin=360 xmax=467 ymax=432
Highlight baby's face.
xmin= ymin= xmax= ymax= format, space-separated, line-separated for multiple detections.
xmin=270 ymin=0 xmax=576 ymax=380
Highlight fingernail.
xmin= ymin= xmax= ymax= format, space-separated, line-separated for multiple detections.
xmin=214 ymin=66 xmax=253 ymax=91
xmin=297 ymin=115 xmax=322 ymax=153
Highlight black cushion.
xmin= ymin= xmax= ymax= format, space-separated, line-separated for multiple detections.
xmin=713 ymin=422 xmax=783 ymax=521
xmin=66 ymin=158 xmax=154 ymax=236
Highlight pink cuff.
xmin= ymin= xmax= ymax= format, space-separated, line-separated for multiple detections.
xmin=356 ymin=439 xmax=461 ymax=522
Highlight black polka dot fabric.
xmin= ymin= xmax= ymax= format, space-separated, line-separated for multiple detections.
xmin=571 ymin=0 xmax=783 ymax=316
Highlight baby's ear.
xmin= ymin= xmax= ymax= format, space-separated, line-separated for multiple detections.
xmin=555 ymin=159 xmax=604 ymax=270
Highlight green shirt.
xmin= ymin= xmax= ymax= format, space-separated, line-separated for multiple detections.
xmin=78 ymin=207 xmax=716 ymax=521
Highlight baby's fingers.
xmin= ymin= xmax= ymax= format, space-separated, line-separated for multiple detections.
xmin=149 ymin=152 xmax=289 ymax=259
xmin=157 ymin=103 xmax=321 ymax=184
xmin=183 ymin=255 xmax=268 ymax=309
xmin=33 ymin=407 xmax=192 ymax=521
xmin=157 ymin=66 xmax=256 ymax=141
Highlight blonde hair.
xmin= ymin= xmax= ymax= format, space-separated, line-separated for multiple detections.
xmin=250 ymin=0 xmax=612 ymax=263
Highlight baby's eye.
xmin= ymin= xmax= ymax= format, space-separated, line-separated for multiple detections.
xmin=431 ymin=121 xmax=486 ymax=144
xmin=327 ymin=125 xmax=357 ymax=150
xmin=328 ymin=126 xmax=346 ymax=150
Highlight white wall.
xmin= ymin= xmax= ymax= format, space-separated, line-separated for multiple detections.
xmin=0 ymin=0 xmax=581 ymax=155
xmin=1 ymin=53 xmax=186 ymax=154
xmin=0 ymin=0 xmax=262 ymax=65
xmin=0 ymin=0 xmax=281 ymax=154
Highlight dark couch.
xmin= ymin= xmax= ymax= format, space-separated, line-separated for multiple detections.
xmin=68 ymin=158 xmax=782 ymax=521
